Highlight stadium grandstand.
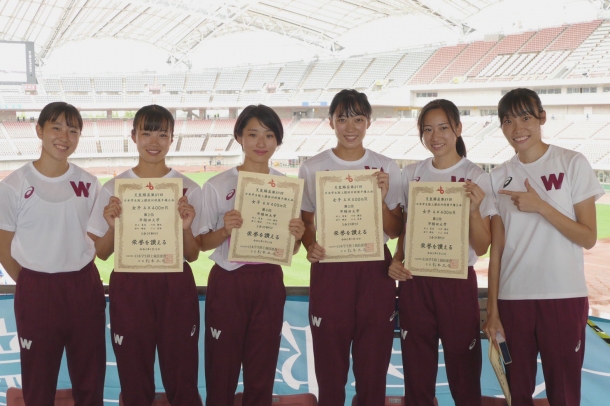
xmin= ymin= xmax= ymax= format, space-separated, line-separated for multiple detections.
xmin=2 ymin=1 xmax=610 ymax=404
xmin=1 ymin=0 xmax=610 ymax=186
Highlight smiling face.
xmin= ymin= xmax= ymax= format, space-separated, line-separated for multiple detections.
xmin=421 ymin=108 xmax=462 ymax=161
xmin=330 ymin=108 xmax=370 ymax=154
xmin=237 ymin=117 xmax=278 ymax=166
xmin=500 ymin=109 xmax=546 ymax=154
xmin=131 ymin=122 xmax=173 ymax=164
xmin=36 ymin=113 xmax=80 ymax=163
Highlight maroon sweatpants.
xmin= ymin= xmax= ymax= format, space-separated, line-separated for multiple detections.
xmin=205 ymin=263 xmax=286 ymax=406
xmin=109 ymin=263 xmax=201 ymax=406
xmin=309 ymin=245 xmax=395 ymax=406
xmin=498 ymin=297 xmax=588 ymax=406
xmin=399 ymin=266 xmax=482 ymax=406
xmin=14 ymin=261 xmax=106 ymax=406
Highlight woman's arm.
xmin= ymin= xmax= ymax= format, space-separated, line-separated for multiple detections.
xmin=499 ymin=179 xmax=597 ymax=249
xmin=465 ymin=180 xmax=492 ymax=256
xmin=0 ymin=230 xmax=21 ymax=280
xmin=388 ymin=211 xmax=412 ymax=281
xmin=483 ymin=215 xmax=506 ymax=348
xmin=374 ymin=171 xmax=403 ymax=238
xmin=302 ymin=210 xmax=325 ymax=263
xmin=199 ymin=210 xmax=242 ymax=252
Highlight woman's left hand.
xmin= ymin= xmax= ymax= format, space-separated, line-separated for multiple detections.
xmin=373 ymin=170 xmax=389 ymax=200
xmin=178 ymin=196 xmax=196 ymax=230
xmin=289 ymin=218 xmax=305 ymax=241
xmin=464 ymin=180 xmax=485 ymax=214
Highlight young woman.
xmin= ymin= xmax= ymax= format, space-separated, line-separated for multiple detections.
xmin=389 ymin=99 xmax=495 ymax=406
xmin=298 ymin=89 xmax=403 ymax=406
xmin=484 ymin=88 xmax=603 ymax=405
xmin=199 ymin=105 xmax=304 ymax=405
xmin=0 ymin=102 xmax=106 ymax=405
xmin=87 ymin=105 xmax=202 ymax=405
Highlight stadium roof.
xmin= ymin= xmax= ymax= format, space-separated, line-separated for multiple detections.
xmin=1 ymin=0 xmax=608 ymax=72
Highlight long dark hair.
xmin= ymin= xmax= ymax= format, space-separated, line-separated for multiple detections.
xmin=418 ymin=99 xmax=466 ymax=158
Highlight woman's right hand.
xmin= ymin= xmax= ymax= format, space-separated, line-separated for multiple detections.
xmin=222 ymin=210 xmax=243 ymax=237
xmin=483 ymin=313 xmax=506 ymax=350
xmin=103 ymin=196 xmax=122 ymax=230
xmin=306 ymin=242 xmax=326 ymax=263
xmin=388 ymin=259 xmax=412 ymax=281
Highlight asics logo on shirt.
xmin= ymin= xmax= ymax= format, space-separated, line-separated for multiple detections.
xmin=226 ymin=189 xmax=235 ymax=200
xmin=210 ymin=327 xmax=221 ymax=339
xmin=69 ymin=181 xmax=91 ymax=197
xmin=113 ymin=333 xmax=124 ymax=345
xmin=541 ymin=173 xmax=565 ymax=191
xmin=24 ymin=186 xmax=34 ymax=199
xmin=19 ymin=337 xmax=32 ymax=350
xmin=311 ymin=316 xmax=322 ymax=327
xmin=503 ymin=177 xmax=513 ymax=188
xmin=191 ymin=325 xmax=196 ymax=336
xmin=575 ymin=340 xmax=581 ymax=352
xmin=469 ymin=339 xmax=477 ymax=350
xmin=401 ymin=329 xmax=408 ymax=340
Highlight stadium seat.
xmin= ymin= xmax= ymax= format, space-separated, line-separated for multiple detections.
xmin=233 ymin=392 xmax=317 ymax=405
xmin=481 ymin=396 xmax=550 ymax=405
xmin=119 ymin=392 xmax=204 ymax=405
xmin=351 ymin=395 xmax=438 ymax=405
xmin=6 ymin=387 xmax=75 ymax=406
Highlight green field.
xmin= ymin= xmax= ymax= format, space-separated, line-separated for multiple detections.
xmin=95 ymin=172 xmax=609 ymax=286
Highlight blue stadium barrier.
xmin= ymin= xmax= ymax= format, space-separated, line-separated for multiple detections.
xmin=0 ymin=294 xmax=608 ymax=405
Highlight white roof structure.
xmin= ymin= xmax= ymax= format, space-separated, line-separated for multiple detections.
xmin=0 ymin=0 xmax=607 ymax=72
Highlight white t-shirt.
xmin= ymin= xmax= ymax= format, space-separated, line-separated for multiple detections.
xmin=199 ymin=167 xmax=286 ymax=271
xmin=0 ymin=162 xmax=100 ymax=273
xmin=402 ymin=158 xmax=497 ymax=266
xmin=298 ymin=148 xmax=402 ymax=244
xmin=87 ymin=169 xmax=202 ymax=253
xmin=490 ymin=145 xmax=604 ymax=300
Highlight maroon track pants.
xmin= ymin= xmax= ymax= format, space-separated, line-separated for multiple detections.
xmin=399 ymin=266 xmax=482 ymax=406
xmin=205 ymin=263 xmax=286 ymax=406
xmin=109 ymin=263 xmax=201 ymax=406
xmin=15 ymin=261 xmax=106 ymax=406
xmin=309 ymin=245 xmax=395 ymax=406
xmin=498 ymin=297 xmax=588 ymax=406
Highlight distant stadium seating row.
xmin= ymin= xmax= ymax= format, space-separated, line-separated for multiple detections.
xmin=1 ymin=20 xmax=609 ymax=108
xmin=1 ymin=118 xmax=609 ymax=168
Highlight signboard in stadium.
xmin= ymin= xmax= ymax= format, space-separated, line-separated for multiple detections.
xmin=0 ymin=41 xmax=36 ymax=85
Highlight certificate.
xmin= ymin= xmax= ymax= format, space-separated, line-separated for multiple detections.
xmin=228 ymin=171 xmax=304 ymax=266
xmin=316 ymin=170 xmax=384 ymax=263
xmin=489 ymin=343 xmax=512 ymax=405
xmin=114 ymin=178 xmax=183 ymax=272
xmin=404 ymin=182 xmax=469 ymax=279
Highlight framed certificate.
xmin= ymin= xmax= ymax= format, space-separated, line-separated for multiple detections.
xmin=316 ymin=170 xmax=384 ymax=263
xmin=228 ymin=171 xmax=304 ymax=266
xmin=404 ymin=182 xmax=469 ymax=278
xmin=114 ymin=178 xmax=183 ymax=272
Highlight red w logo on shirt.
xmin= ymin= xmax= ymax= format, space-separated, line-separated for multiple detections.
xmin=541 ymin=173 xmax=564 ymax=191
xmin=70 ymin=181 xmax=91 ymax=197
xmin=450 ymin=176 xmax=471 ymax=182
